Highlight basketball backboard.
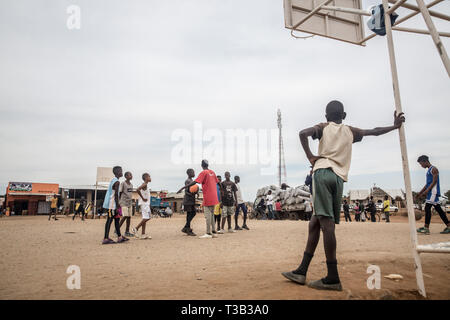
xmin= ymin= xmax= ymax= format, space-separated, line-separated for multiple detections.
xmin=96 ymin=167 xmax=114 ymax=184
xmin=283 ymin=0 xmax=366 ymax=45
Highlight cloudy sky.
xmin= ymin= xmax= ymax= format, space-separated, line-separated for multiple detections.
xmin=0 ymin=0 xmax=449 ymax=201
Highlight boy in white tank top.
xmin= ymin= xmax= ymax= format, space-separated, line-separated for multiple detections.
xmin=132 ymin=173 xmax=152 ymax=239
xmin=282 ymin=100 xmax=405 ymax=291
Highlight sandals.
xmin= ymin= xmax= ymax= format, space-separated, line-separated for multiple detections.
xmin=102 ymin=238 xmax=116 ymax=245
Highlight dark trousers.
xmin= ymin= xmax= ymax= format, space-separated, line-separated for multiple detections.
xmin=425 ymin=203 xmax=449 ymax=226
xmin=344 ymin=211 xmax=351 ymax=222
xmin=355 ymin=213 xmax=360 ymax=221
xmin=267 ymin=205 xmax=274 ymax=220
xmin=104 ymin=210 xmax=121 ymax=239
xmin=370 ymin=212 xmax=376 ymax=222
xmin=184 ymin=209 xmax=197 ymax=229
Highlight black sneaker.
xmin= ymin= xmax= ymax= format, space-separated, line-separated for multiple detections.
xmin=235 ymin=226 xmax=243 ymax=231
xmin=242 ymin=225 xmax=249 ymax=230
xmin=181 ymin=227 xmax=189 ymax=234
xmin=307 ymin=278 xmax=342 ymax=291
xmin=187 ymin=229 xmax=196 ymax=236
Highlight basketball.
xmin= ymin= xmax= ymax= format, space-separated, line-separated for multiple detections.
xmin=189 ymin=184 xmax=199 ymax=194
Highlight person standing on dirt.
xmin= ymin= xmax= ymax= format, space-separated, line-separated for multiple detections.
xmin=367 ymin=196 xmax=377 ymax=222
xmin=102 ymin=166 xmax=129 ymax=244
xmin=213 ymin=175 xmax=223 ymax=232
xmin=181 ymin=168 xmax=197 ymax=236
xmin=416 ymin=155 xmax=450 ymax=234
xmin=360 ymin=202 xmax=366 ymax=222
xmin=234 ymin=175 xmax=249 ymax=230
xmin=178 ymin=160 xmax=220 ymax=239
xmin=354 ymin=202 xmax=361 ymax=222
xmin=49 ymin=194 xmax=59 ymax=221
xmin=266 ymin=190 xmax=274 ymax=220
xmin=73 ymin=197 xmax=86 ymax=221
xmin=275 ymin=200 xmax=282 ymax=220
xmin=281 ymin=100 xmax=405 ymax=291
xmin=343 ymin=200 xmax=351 ymax=222
xmin=218 ymin=172 xmax=238 ymax=234
xmin=118 ymin=171 xmax=134 ymax=237
xmin=132 ymin=173 xmax=153 ymax=239
xmin=383 ymin=195 xmax=391 ymax=223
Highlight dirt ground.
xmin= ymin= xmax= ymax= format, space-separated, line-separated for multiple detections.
xmin=0 ymin=213 xmax=449 ymax=300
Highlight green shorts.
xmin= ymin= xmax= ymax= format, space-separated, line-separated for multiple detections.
xmin=312 ymin=168 xmax=344 ymax=224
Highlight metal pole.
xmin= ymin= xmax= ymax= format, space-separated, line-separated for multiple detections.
xmin=389 ymin=0 xmax=450 ymax=22
xmin=415 ymin=0 xmax=450 ymax=77
xmin=382 ymin=0 xmax=426 ymax=298
xmin=94 ymin=182 xmax=98 ymax=219
xmin=386 ymin=0 xmax=408 ymax=14
xmin=393 ymin=26 xmax=450 ymax=38
xmin=321 ymin=6 xmax=370 ymax=16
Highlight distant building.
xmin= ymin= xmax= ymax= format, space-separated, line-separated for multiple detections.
xmin=5 ymin=182 xmax=59 ymax=215
xmin=371 ymin=187 xmax=406 ymax=207
xmin=349 ymin=189 xmax=370 ymax=204
xmin=61 ymin=184 xmax=168 ymax=214
xmin=348 ymin=187 xmax=406 ymax=207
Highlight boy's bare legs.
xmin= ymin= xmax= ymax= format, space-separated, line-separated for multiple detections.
xmin=227 ymin=215 xmax=232 ymax=229
xmin=134 ymin=218 xmax=149 ymax=237
xmin=282 ymin=216 xmax=320 ymax=284
xmin=318 ymin=217 xmax=340 ymax=284
xmin=293 ymin=216 xmax=321 ymax=275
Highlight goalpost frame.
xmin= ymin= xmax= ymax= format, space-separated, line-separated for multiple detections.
xmin=285 ymin=0 xmax=450 ymax=298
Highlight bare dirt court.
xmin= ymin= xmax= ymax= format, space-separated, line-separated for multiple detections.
xmin=0 ymin=214 xmax=449 ymax=300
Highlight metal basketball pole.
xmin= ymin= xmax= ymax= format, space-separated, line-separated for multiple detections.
xmin=414 ymin=0 xmax=450 ymax=77
xmin=382 ymin=0 xmax=426 ymax=297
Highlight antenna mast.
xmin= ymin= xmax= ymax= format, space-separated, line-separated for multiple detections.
xmin=277 ymin=108 xmax=287 ymax=187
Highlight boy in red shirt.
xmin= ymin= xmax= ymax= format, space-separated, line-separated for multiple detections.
xmin=178 ymin=160 xmax=220 ymax=239
xmin=275 ymin=201 xmax=282 ymax=220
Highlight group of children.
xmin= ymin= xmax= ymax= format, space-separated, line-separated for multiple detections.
xmin=177 ymin=160 xmax=249 ymax=239
xmin=101 ymin=161 xmax=250 ymax=243
xmin=101 ymin=167 xmax=153 ymax=244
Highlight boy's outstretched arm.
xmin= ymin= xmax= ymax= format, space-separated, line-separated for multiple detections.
xmin=299 ymin=126 xmax=323 ymax=166
xmin=177 ymin=181 xmax=196 ymax=194
xmin=358 ymin=111 xmax=405 ymax=137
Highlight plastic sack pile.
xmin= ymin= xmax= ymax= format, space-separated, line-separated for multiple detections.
xmin=255 ymin=185 xmax=312 ymax=212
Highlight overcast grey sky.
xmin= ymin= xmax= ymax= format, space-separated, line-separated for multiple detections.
xmin=0 ymin=0 xmax=449 ymax=201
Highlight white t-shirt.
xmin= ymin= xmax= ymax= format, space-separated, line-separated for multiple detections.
xmin=235 ymin=183 xmax=244 ymax=204
xmin=266 ymin=194 xmax=274 ymax=206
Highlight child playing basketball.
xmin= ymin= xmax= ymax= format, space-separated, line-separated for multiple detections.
xmin=416 ymin=155 xmax=450 ymax=234
xmin=102 ymin=166 xmax=129 ymax=244
xmin=181 ymin=168 xmax=197 ymax=236
xmin=282 ymin=100 xmax=405 ymax=291
xmin=132 ymin=173 xmax=152 ymax=239
xmin=178 ymin=160 xmax=220 ymax=239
